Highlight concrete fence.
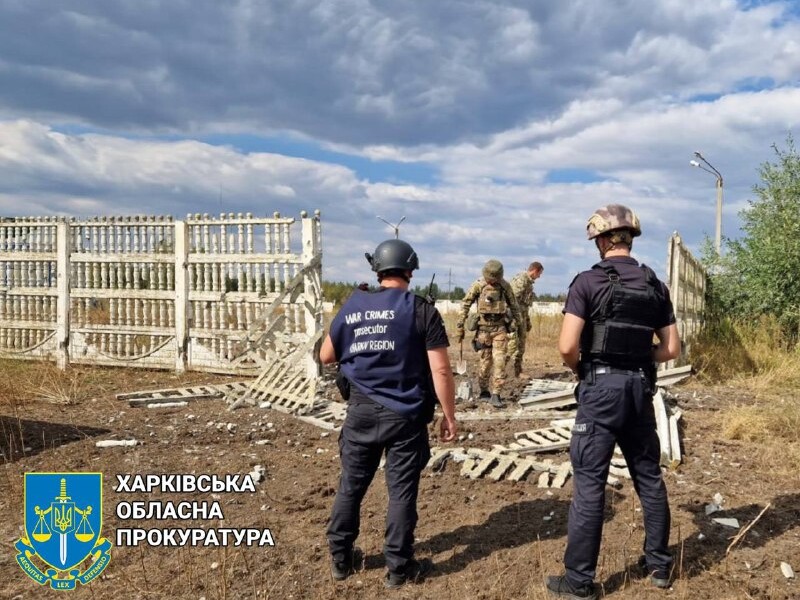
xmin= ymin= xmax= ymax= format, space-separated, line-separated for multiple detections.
xmin=434 ymin=299 xmax=563 ymax=317
xmin=0 ymin=211 xmax=323 ymax=375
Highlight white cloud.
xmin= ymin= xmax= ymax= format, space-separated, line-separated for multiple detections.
xmin=0 ymin=1 xmax=799 ymax=295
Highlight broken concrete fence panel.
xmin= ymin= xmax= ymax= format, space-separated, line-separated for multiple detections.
xmin=550 ymin=462 xmax=572 ymax=488
xmin=668 ymin=410 xmax=682 ymax=466
xmin=652 ymin=390 xmax=672 ymax=465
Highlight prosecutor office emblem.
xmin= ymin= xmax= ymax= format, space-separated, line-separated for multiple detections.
xmin=15 ymin=473 xmax=112 ymax=590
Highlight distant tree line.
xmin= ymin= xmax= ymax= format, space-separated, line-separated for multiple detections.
xmin=322 ymin=279 xmax=565 ymax=305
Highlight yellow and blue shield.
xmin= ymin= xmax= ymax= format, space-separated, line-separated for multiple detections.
xmin=16 ymin=473 xmax=112 ymax=590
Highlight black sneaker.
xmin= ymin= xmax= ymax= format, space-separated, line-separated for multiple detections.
xmin=479 ymin=389 xmax=491 ymax=400
xmin=637 ymin=555 xmax=671 ymax=589
xmin=385 ymin=558 xmax=433 ymax=589
xmin=489 ymin=393 xmax=506 ymax=409
xmin=545 ymin=575 xmax=597 ymax=600
xmin=331 ymin=547 xmax=362 ymax=581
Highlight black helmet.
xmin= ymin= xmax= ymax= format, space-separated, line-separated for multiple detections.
xmin=365 ymin=239 xmax=419 ymax=273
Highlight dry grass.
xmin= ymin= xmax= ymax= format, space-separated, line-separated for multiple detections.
xmin=27 ymin=362 xmax=90 ymax=405
xmin=690 ymin=315 xmax=800 ymax=384
xmin=692 ymin=316 xmax=800 ymax=476
xmin=723 ymin=395 xmax=800 ymax=442
xmin=0 ymin=359 xmax=41 ymax=409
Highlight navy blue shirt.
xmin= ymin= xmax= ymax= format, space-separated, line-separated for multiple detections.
xmin=330 ymin=288 xmax=448 ymax=418
xmin=564 ymin=256 xmax=676 ymax=329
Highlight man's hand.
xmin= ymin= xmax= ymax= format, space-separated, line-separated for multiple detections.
xmin=455 ymin=325 xmax=465 ymax=342
xmin=439 ymin=416 xmax=457 ymax=442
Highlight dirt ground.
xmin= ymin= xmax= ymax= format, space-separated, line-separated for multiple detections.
xmin=1 ymin=350 xmax=798 ymax=600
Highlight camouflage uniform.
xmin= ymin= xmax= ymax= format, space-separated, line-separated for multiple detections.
xmin=457 ymin=276 xmax=523 ymax=397
xmin=508 ymin=271 xmax=536 ymax=374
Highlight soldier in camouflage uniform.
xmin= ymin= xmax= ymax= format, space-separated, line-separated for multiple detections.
xmin=456 ymin=260 xmax=523 ymax=408
xmin=508 ymin=261 xmax=544 ymax=377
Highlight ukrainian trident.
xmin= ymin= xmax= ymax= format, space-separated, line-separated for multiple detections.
xmin=16 ymin=473 xmax=112 ymax=590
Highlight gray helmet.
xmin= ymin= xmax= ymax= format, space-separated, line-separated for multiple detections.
xmin=365 ymin=239 xmax=419 ymax=273
xmin=482 ymin=259 xmax=504 ymax=281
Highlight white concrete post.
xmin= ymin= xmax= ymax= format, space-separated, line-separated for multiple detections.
xmin=55 ymin=221 xmax=70 ymax=369
xmin=174 ymin=220 xmax=189 ymax=372
xmin=301 ymin=210 xmax=322 ymax=379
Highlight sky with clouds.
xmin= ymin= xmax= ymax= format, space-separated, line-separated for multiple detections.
xmin=1 ymin=0 xmax=799 ymax=294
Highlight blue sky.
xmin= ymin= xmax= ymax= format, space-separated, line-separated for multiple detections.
xmin=1 ymin=0 xmax=799 ymax=294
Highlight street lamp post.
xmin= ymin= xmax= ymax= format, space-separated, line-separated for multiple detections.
xmin=689 ymin=151 xmax=723 ymax=255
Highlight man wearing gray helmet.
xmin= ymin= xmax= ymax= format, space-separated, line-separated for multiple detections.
xmin=320 ymin=238 xmax=457 ymax=589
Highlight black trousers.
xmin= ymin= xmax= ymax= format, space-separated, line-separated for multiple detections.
xmin=564 ymin=371 xmax=672 ymax=586
xmin=327 ymin=401 xmax=431 ymax=574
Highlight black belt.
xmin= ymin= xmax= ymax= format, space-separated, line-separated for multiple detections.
xmin=580 ymin=364 xmax=646 ymax=379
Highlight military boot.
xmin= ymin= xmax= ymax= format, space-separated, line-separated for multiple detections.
xmin=637 ymin=555 xmax=671 ymax=589
xmin=479 ymin=389 xmax=491 ymax=401
xmin=331 ymin=547 xmax=362 ymax=581
xmin=489 ymin=393 xmax=506 ymax=409
xmin=545 ymin=575 xmax=597 ymax=599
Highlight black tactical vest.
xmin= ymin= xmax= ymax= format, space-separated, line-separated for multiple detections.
xmin=581 ymin=260 xmax=664 ymax=368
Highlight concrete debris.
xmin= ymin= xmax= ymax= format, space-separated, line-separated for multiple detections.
xmin=456 ymin=381 xmax=472 ymax=402
xmin=517 ymin=365 xmax=692 ymax=412
xmin=146 ymin=401 xmax=188 ymax=409
xmin=713 ymin=492 xmax=724 ymax=505
xmin=697 ymin=533 xmax=706 ymax=541
xmin=248 ymin=465 xmax=266 ymax=484
xmin=705 ymin=503 xmax=722 ymax=516
xmin=713 ymin=518 xmax=740 ymax=528
xmin=780 ymin=562 xmax=795 ymax=579
xmin=96 ymin=439 xmax=139 ymax=448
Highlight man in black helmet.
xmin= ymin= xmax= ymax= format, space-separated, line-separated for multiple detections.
xmin=546 ymin=205 xmax=680 ymax=600
xmin=320 ymin=238 xmax=458 ymax=589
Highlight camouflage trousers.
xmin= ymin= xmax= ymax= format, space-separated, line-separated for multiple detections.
xmin=476 ymin=326 xmax=508 ymax=395
xmin=507 ymin=325 xmax=528 ymax=372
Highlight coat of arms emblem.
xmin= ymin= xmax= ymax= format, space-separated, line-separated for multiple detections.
xmin=15 ymin=473 xmax=112 ymax=590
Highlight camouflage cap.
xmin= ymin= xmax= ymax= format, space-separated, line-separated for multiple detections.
xmin=482 ymin=259 xmax=504 ymax=280
xmin=586 ymin=204 xmax=642 ymax=240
